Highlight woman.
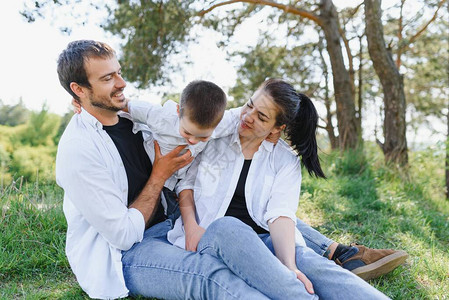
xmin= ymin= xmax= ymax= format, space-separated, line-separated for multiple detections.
xmin=167 ymin=78 xmax=389 ymax=299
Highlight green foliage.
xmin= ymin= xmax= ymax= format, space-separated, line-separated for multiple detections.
xmin=0 ymin=144 xmax=12 ymax=187
xmin=9 ymin=145 xmax=57 ymax=183
xmin=54 ymin=109 xmax=74 ymax=145
xmin=0 ymin=125 xmax=22 ymax=151
xmin=0 ymin=99 xmax=30 ymax=126
xmin=0 ymin=104 xmax=62 ymax=184
xmin=12 ymin=104 xmax=60 ymax=147
xmin=104 ymin=0 xmax=195 ymax=87
xmin=227 ymin=25 xmax=321 ymax=106
xmin=161 ymin=92 xmax=180 ymax=105
xmin=404 ymin=17 xmax=448 ymax=122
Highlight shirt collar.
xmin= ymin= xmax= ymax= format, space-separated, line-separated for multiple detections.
xmin=261 ymin=139 xmax=275 ymax=152
xmin=79 ymin=109 xmax=103 ymax=130
xmin=79 ymin=109 xmax=135 ymax=131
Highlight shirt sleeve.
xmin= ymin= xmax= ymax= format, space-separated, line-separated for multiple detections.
xmin=175 ymin=152 xmax=202 ymax=195
xmin=56 ymin=137 xmax=145 ymax=251
xmin=212 ymin=106 xmax=242 ymax=138
xmin=128 ymin=100 xmax=171 ymax=132
xmin=263 ymin=154 xmax=302 ymax=225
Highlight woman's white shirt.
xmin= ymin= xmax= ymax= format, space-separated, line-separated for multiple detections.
xmin=168 ymin=126 xmax=306 ymax=248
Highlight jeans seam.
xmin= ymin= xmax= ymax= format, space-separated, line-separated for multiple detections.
xmin=301 ymin=231 xmax=333 ymax=256
xmin=198 ymin=243 xmax=260 ymax=293
xmin=123 ymin=264 xmax=241 ymax=299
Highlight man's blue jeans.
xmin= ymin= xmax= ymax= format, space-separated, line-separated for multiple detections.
xmin=122 ymin=217 xmax=389 ymax=299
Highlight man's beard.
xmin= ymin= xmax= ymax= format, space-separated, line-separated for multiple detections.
xmin=89 ymin=91 xmax=125 ymax=112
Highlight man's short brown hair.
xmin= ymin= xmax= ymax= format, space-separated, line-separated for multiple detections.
xmin=57 ymin=40 xmax=116 ymax=100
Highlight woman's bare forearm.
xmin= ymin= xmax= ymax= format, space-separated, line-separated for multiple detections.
xmin=268 ymin=217 xmax=297 ymax=269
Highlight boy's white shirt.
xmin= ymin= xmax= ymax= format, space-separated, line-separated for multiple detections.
xmin=128 ymin=100 xmax=241 ymax=190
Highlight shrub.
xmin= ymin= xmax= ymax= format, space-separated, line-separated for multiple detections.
xmin=11 ymin=105 xmax=60 ymax=147
xmin=9 ymin=146 xmax=57 ymax=183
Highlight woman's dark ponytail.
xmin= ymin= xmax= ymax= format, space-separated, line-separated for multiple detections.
xmin=287 ymin=93 xmax=325 ymax=178
xmin=262 ymin=79 xmax=325 ymax=178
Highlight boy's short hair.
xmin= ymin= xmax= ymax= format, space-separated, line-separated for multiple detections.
xmin=179 ymin=80 xmax=227 ymax=128
xmin=57 ymin=40 xmax=116 ymax=100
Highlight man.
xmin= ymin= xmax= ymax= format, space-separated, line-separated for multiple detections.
xmin=56 ymin=40 xmax=406 ymax=299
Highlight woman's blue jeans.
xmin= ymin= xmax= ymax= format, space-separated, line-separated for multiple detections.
xmin=122 ymin=217 xmax=389 ymax=299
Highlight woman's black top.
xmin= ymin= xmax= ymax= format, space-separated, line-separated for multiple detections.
xmin=225 ymin=159 xmax=269 ymax=234
xmin=103 ymin=116 xmax=166 ymax=227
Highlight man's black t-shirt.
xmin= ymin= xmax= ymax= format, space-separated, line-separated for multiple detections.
xmin=225 ymin=159 xmax=269 ymax=234
xmin=103 ymin=116 xmax=166 ymax=227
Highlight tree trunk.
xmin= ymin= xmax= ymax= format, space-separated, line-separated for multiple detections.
xmin=356 ymin=35 xmax=363 ymax=136
xmin=318 ymin=35 xmax=339 ymax=150
xmin=320 ymin=0 xmax=359 ymax=150
xmin=365 ymin=0 xmax=408 ymax=166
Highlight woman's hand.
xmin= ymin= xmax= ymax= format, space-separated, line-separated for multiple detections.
xmin=291 ymin=267 xmax=314 ymax=294
xmin=185 ymin=223 xmax=206 ymax=252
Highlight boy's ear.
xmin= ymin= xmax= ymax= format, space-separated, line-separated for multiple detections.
xmin=70 ymin=82 xmax=86 ymax=100
xmin=176 ymin=104 xmax=180 ymax=116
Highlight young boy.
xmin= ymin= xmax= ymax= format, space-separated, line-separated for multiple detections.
xmin=127 ymin=80 xmax=241 ymax=191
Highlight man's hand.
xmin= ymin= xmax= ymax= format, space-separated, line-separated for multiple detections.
xmin=185 ymin=223 xmax=206 ymax=252
xmin=292 ymin=268 xmax=314 ymax=295
xmin=151 ymin=141 xmax=194 ymax=184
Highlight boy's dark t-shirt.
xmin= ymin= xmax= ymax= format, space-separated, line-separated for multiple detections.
xmin=103 ymin=116 xmax=166 ymax=227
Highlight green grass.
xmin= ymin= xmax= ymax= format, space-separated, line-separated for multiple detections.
xmin=299 ymin=144 xmax=449 ymax=299
xmin=1 ymin=144 xmax=448 ymax=299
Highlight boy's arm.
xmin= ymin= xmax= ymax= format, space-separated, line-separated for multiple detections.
xmin=175 ymin=152 xmax=203 ymax=251
xmin=213 ymin=106 xmax=242 ymax=138
xmin=178 ymin=189 xmax=205 ymax=251
xmin=128 ymin=100 xmax=172 ymax=129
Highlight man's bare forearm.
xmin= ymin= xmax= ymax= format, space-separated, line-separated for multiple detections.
xmin=129 ymin=142 xmax=194 ymax=227
xmin=129 ymin=175 xmax=165 ymax=226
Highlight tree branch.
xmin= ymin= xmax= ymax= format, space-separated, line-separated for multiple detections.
xmin=198 ymin=0 xmax=323 ymax=27
xmin=408 ymin=0 xmax=445 ymax=46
